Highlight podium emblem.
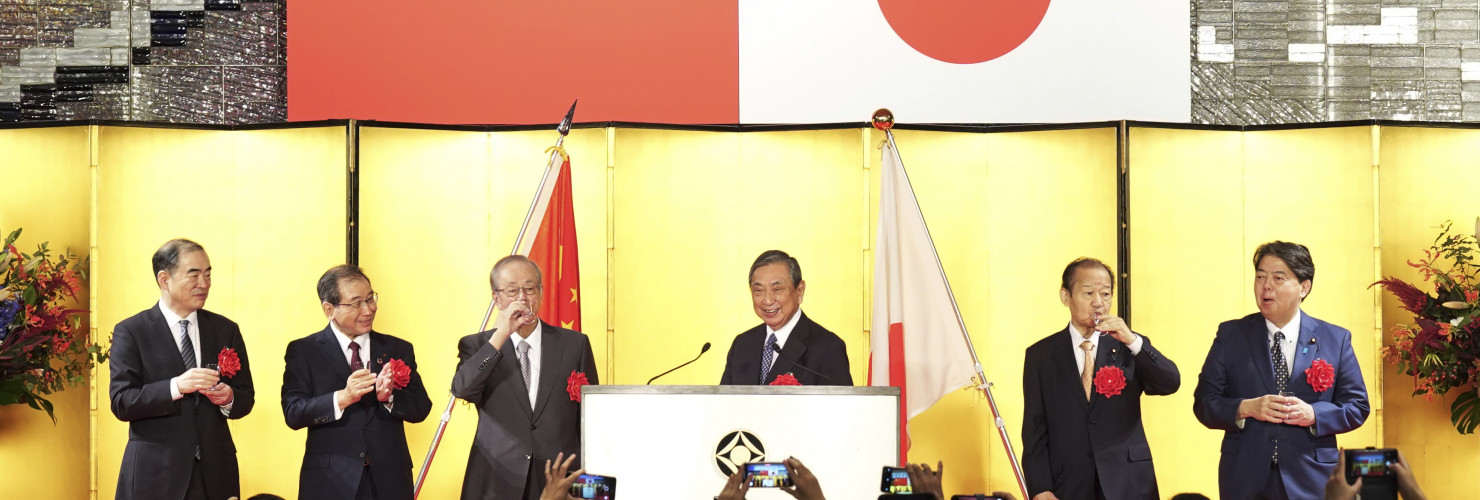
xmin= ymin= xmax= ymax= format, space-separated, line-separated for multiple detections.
xmin=713 ymin=429 xmax=766 ymax=475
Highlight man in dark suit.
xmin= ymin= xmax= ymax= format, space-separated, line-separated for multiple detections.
xmin=720 ymin=250 xmax=852 ymax=386
xmin=453 ymin=255 xmax=599 ymax=500
xmin=1021 ymin=257 xmax=1180 ymax=500
xmin=109 ymin=238 xmax=255 ymax=500
xmin=281 ymin=265 xmax=433 ymax=500
xmin=1193 ymin=241 xmax=1369 ymax=500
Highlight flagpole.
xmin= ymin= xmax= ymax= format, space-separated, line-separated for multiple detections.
xmin=879 ymin=119 xmax=1030 ymax=500
xmin=413 ymin=99 xmax=579 ymax=499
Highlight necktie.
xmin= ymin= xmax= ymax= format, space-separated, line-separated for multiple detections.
xmin=349 ymin=341 xmax=363 ymax=371
xmin=1271 ymin=330 xmax=1289 ymax=464
xmin=1080 ymin=339 xmax=1094 ymax=400
xmin=760 ymin=333 xmax=778 ymax=383
xmin=178 ymin=320 xmax=195 ymax=369
xmin=517 ymin=340 xmax=533 ymax=391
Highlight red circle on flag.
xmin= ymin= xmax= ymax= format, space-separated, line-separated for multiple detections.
xmin=877 ymin=0 xmax=1052 ymax=64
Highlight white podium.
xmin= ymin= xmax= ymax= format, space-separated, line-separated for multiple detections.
xmin=581 ymin=385 xmax=900 ymax=500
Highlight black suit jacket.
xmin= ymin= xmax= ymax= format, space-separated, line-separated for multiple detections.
xmin=109 ymin=306 xmax=255 ymax=500
xmin=281 ymin=327 xmax=433 ymax=500
xmin=719 ymin=312 xmax=853 ymax=386
xmin=451 ymin=322 xmax=599 ymax=500
xmin=1020 ymin=328 xmax=1180 ymax=500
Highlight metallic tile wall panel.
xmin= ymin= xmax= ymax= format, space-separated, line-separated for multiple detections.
xmin=1193 ymin=0 xmax=1480 ymax=123
xmin=0 ymin=65 xmax=55 ymax=85
xmin=56 ymin=47 xmax=109 ymax=66
xmin=130 ymin=65 xmax=221 ymax=122
xmin=20 ymin=47 xmax=57 ymax=66
xmin=0 ymin=84 xmax=18 ymax=103
xmin=153 ymin=0 xmax=205 ymax=11
xmin=73 ymin=27 xmax=128 ymax=47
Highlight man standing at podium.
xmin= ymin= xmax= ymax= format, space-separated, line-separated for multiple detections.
xmin=1021 ymin=258 xmax=1180 ymax=500
xmin=720 ymin=250 xmax=852 ymax=386
xmin=452 ymin=255 xmax=599 ymax=500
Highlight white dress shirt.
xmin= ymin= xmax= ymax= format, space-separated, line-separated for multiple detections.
xmin=159 ymin=301 xmax=231 ymax=415
xmin=514 ymin=322 xmax=545 ymax=408
xmin=1068 ymin=322 xmax=1143 ymax=375
xmin=766 ymin=308 xmax=804 ymax=351
xmin=329 ymin=320 xmax=375 ymax=420
xmin=1265 ymin=311 xmax=1301 ymax=373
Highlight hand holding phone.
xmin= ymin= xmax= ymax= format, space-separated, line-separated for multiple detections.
xmin=881 ymin=466 xmax=912 ymax=494
xmin=744 ymin=462 xmax=793 ymax=488
xmin=567 ymin=473 xmax=616 ymax=500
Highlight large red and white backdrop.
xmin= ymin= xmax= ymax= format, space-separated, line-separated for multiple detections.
xmin=288 ymin=0 xmax=1190 ymax=124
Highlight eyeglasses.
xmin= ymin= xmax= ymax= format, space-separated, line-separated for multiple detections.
xmin=496 ymin=285 xmax=542 ymax=298
xmin=333 ymin=292 xmax=379 ymax=310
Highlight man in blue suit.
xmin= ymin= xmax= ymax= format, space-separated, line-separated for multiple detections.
xmin=1193 ymin=241 xmax=1370 ymax=500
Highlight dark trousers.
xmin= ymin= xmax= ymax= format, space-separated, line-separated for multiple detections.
xmin=185 ymin=460 xmax=208 ymax=500
xmin=1263 ymin=463 xmax=1290 ymax=500
xmin=357 ymin=465 xmax=378 ymax=500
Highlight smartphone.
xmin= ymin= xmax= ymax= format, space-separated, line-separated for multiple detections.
xmin=567 ymin=473 xmax=616 ymax=500
xmin=881 ymin=466 xmax=912 ymax=493
xmin=1345 ymin=448 xmax=1398 ymax=480
xmin=744 ymin=462 xmax=793 ymax=488
xmin=949 ymin=496 xmax=1006 ymax=500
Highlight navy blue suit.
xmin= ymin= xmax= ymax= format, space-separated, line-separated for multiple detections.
xmin=281 ymin=327 xmax=432 ymax=500
xmin=1193 ymin=311 xmax=1370 ymax=500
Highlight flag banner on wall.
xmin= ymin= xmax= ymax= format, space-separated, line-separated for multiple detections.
xmin=870 ymin=138 xmax=977 ymax=463
xmin=289 ymin=0 xmax=1189 ymax=124
xmin=519 ymin=156 xmax=582 ymax=331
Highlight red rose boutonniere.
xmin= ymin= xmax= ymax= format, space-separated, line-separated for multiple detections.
xmin=382 ymin=358 xmax=411 ymax=389
xmin=1094 ymin=366 xmax=1127 ymax=398
xmin=216 ymin=347 xmax=241 ymax=378
xmin=1307 ymin=358 xmax=1335 ymax=393
xmin=567 ymin=370 xmax=589 ymax=402
xmin=770 ymin=373 xmax=802 ymax=386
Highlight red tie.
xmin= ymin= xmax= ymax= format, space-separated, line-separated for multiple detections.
xmin=349 ymin=342 xmax=363 ymax=371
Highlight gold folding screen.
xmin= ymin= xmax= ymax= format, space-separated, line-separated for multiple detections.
xmin=3 ymin=121 xmax=1477 ymax=499
xmin=89 ymin=125 xmax=349 ymax=498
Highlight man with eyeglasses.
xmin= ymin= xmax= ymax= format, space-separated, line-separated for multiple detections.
xmin=281 ymin=264 xmax=432 ymax=500
xmin=453 ymin=255 xmax=600 ymax=500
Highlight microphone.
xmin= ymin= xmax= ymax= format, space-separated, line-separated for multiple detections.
xmin=647 ymin=342 xmax=711 ymax=385
xmin=769 ymin=344 xmax=831 ymax=382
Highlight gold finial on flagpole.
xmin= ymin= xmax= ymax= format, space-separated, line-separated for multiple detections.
xmin=871 ymin=108 xmax=894 ymax=131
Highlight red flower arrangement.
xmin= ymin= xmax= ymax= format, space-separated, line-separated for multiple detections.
xmin=216 ymin=347 xmax=241 ymax=378
xmin=770 ymin=373 xmax=802 ymax=386
xmin=567 ymin=370 xmax=589 ymax=402
xmin=0 ymin=228 xmax=109 ymax=423
xmin=1373 ymin=219 xmax=1480 ymax=434
xmin=1306 ymin=359 xmax=1334 ymax=392
xmin=1093 ymin=366 xmax=1126 ymax=398
xmin=382 ymin=358 xmax=410 ymax=389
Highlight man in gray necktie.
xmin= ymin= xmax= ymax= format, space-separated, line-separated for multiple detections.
xmin=452 ymin=255 xmax=600 ymax=500
xmin=108 ymin=238 xmax=255 ymax=500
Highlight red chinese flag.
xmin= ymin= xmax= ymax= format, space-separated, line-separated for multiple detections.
xmin=524 ymin=158 xmax=581 ymax=331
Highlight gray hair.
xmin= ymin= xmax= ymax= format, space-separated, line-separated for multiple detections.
xmin=151 ymin=238 xmax=205 ymax=277
xmin=317 ymin=265 xmax=371 ymax=305
xmin=749 ymin=250 xmax=802 ymax=287
xmin=490 ymin=255 xmax=543 ymax=290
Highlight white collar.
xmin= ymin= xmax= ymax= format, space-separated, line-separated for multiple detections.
xmin=1068 ymin=322 xmax=1099 ymax=349
xmin=157 ymin=301 xmax=198 ymax=329
xmin=514 ymin=321 xmax=545 ymax=349
xmin=1265 ymin=310 xmax=1302 ymax=341
xmin=329 ymin=320 xmax=370 ymax=352
xmin=766 ymin=309 xmax=804 ymax=348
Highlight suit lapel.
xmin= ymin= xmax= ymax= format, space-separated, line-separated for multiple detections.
xmin=1049 ymin=328 xmax=1090 ymax=408
xmin=146 ymin=308 xmax=189 ymax=375
xmin=1288 ymin=311 xmax=1321 ymax=394
xmin=1245 ymin=315 xmax=1278 ymax=393
xmin=313 ymin=326 xmax=353 ymax=381
xmin=533 ymin=323 xmax=566 ymax=421
xmin=368 ymin=331 xmax=389 ymax=373
xmin=767 ymin=315 xmax=812 ymax=383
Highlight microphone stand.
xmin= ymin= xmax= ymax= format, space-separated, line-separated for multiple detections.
xmin=413 ymin=100 xmax=578 ymax=499
xmin=646 ymin=342 xmax=711 ymax=385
